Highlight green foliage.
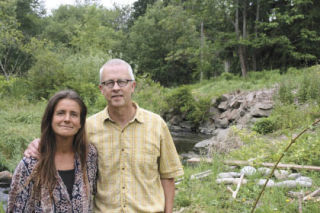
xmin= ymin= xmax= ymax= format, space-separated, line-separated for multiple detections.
xmin=133 ymin=75 xmax=167 ymax=115
xmin=277 ymin=79 xmax=295 ymax=104
xmin=165 ymin=86 xmax=195 ymax=115
xmin=219 ymin=72 xmax=236 ymax=81
xmin=252 ymin=118 xmax=276 ymax=134
xmin=127 ymin=1 xmax=199 ymax=86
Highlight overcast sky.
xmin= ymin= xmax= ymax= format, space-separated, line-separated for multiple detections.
xmin=44 ymin=0 xmax=137 ymax=12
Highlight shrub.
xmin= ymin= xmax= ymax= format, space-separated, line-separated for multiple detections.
xmin=220 ymin=72 xmax=236 ymax=80
xmin=252 ymin=118 xmax=276 ymax=134
xmin=277 ymin=79 xmax=295 ymax=104
xmin=165 ymin=85 xmax=195 ymax=115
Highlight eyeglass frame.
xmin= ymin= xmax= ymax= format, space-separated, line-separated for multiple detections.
xmin=100 ymin=79 xmax=134 ymax=88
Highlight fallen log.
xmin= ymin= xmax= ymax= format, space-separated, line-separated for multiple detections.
xmin=186 ymin=158 xmax=320 ymax=172
xmin=224 ymin=160 xmax=320 ymax=172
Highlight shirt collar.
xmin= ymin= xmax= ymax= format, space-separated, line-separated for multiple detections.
xmin=103 ymin=101 xmax=144 ymax=124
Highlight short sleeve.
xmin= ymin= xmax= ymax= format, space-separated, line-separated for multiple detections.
xmin=159 ymin=119 xmax=184 ymax=179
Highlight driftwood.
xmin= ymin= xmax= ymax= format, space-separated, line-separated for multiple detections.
xmin=303 ymin=187 xmax=320 ymax=201
xmin=187 ymin=158 xmax=320 ymax=172
xmin=227 ymin=173 xmax=245 ymax=199
xmin=224 ymin=160 xmax=320 ymax=172
xmin=175 ymin=170 xmax=212 ymax=185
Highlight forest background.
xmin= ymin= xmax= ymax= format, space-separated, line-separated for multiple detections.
xmin=1 ymin=0 xmax=320 ymax=212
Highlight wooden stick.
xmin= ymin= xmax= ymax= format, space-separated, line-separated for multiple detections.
xmin=298 ymin=190 xmax=303 ymax=213
xmin=187 ymin=158 xmax=320 ymax=172
xmin=303 ymin=188 xmax=320 ymax=201
xmin=227 ymin=173 xmax=245 ymax=199
xmin=224 ymin=160 xmax=320 ymax=172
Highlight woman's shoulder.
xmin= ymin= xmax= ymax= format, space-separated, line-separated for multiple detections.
xmin=16 ymin=157 xmax=38 ymax=172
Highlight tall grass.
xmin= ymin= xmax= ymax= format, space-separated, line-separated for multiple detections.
xmin=174 ymin=157 xmax=320 ymax=212
xmin=0 ymin=97 xmax=44 ymax=171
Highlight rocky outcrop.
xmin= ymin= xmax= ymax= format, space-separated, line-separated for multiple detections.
xmin=194 ymin=88 xmax=275 ymax=155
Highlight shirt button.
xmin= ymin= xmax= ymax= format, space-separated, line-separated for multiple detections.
xmin=122 ymin=186 xmax=125 ymax=189
xmin=122 ymin=167 xmax=125 ymax=170
xmin=121 ymin=148 xmax=124 ymax=151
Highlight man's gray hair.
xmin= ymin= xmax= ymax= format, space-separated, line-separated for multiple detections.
xmin=99 ymin=59 xmax=135 ymax=82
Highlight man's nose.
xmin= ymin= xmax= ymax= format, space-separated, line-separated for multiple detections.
xmin=113 ymin=81 xmax=121 ymax=90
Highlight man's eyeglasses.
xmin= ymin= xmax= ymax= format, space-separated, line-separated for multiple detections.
xmin=100 ymin=79 xmax=133 ymax=88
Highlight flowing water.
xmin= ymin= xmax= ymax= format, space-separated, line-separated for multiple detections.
xmin=171 ymin=131 xmax=211 ymax=153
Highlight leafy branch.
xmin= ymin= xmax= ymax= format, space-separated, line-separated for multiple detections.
xmin=251 ymin=118 xmax=320 ymax=213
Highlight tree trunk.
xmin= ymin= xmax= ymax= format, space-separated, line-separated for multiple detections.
xmin=235 ymin=0 xmax=247 ymax=77
xmin=252 ymin=0 xmax=260 ymax=71
xmin=200 ymin=21 xmax=204 ymax=81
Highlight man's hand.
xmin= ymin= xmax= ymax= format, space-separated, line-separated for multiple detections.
xmin=24 ymin=138 xmax=40 ymax=159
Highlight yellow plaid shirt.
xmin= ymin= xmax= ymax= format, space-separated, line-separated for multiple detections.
xmin=86 ymin=103 xmax=184 ymax=212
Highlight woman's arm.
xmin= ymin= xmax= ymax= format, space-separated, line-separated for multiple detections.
xmin=7 ymin=158 xmax=35 ymax=213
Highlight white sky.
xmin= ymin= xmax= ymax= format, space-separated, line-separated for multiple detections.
xmin=44 ymin=0 xmax=137 ymax=12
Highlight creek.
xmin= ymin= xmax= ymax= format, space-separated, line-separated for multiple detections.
xmin=171 ymin=131 xmax=211 ymax=153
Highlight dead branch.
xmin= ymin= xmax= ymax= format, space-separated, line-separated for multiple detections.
xmin=303 ymin=188 xmax=320 ymax=201
xmin=227 ymin=173 xmax=245 ymax=199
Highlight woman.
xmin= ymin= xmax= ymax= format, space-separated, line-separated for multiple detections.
xmin=7 ymin=90 xmax=98 ymax=213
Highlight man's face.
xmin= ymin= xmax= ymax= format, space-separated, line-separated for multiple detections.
xmin=99 ymin=64 xmax=136 ymax=109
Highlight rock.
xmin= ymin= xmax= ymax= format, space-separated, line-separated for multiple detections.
xmin=274 ymin=170 xmax=289 ymax=180
xmin=193 ymin=138 xmax=213 ymax=154
xmin=214 ymin=118 xmax=229 ymax=128
xmin=251 ymin=108 xmax=271 ymax=117
xmin=275 ymin=180 xmax=297 ymax=188
xmin=296 ymin=176 xmax=312 ymax=184
xmin=230 ymin=99 xmax=242 ymax=109
xmin=257 ymin=179 xmax=275 ymax=187
xmin=169 ymin=115 xmax=183 ymax=125
xmin=241 ymin=166 xmax=257 ymax=176
xmin=180 ymin=151 xmax=199 ymax=160
xmin=229 ymin=172 xmax=242 ymax=178
xmin=180 ymin=121 xmax=195 ymax=131
xmin=288 ymin=173 xmax=301 ymax=179
xmin=0 ymin=171 xmax=12 ymax=187
xmin=256 ymin=103 xmax=273 ymax=110
xmin=216 ymin=178 xmax=247 ymax=185
xmin=217 ymin=173 xmax=234 ymax=178
xmin=295 ymin=181 xmax=312 ymax=187
xmin=218 ymin=101 xmax=228 ymax=111
xmin=257 ymin=167 xmax=271 ymax=176
xmin=169 ymin=125 xmax=183 ymax=132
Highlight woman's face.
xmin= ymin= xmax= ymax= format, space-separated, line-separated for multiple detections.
xmin=51 ymin=98 xmax=81 ymax=139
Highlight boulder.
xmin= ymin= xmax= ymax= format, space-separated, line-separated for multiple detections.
xmin=241 ymin=166 xmax=257 ymax=176
xmin=218 ymin=101 xmax=228 ymax=111
xmin=193 ymin=138 xmax=213 ymax=154
xmin=274 ymin=170 xmax=289 ymax=180
xmin=0 ymin=171 xmax=12 ymax=187
xmin=257 ymin=179 xmax=275 ymax=187
xmin=214 ymin=118 xmax=229 ymax=128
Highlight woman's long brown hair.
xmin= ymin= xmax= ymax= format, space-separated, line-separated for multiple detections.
xmin=31 ymin=90 xmax=89 ymax=198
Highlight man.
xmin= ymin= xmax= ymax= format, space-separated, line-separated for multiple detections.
xmin=26 ymin=59 xmax=184 ymax=212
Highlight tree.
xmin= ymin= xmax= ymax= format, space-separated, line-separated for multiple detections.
xmin=0 ymin=0 xmax=25 ymax=80
xmin=127 ymin=2 xmax=199 ymax=86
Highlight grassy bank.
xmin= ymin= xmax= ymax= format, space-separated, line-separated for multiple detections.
xmin=1 ymin=66 xmax=320 ymax=212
